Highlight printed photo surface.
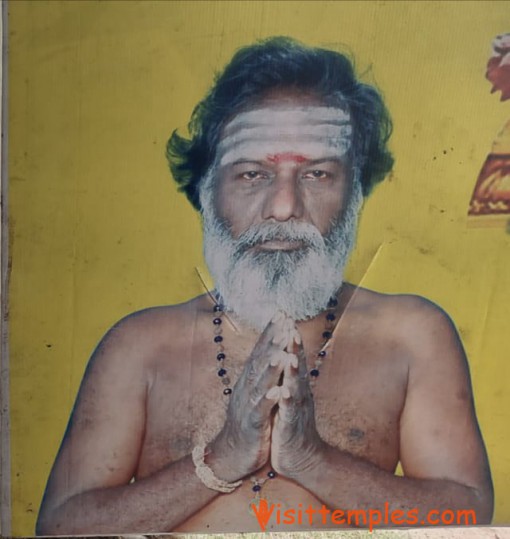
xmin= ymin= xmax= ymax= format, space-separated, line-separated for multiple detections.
xmin=5 ymin=1 xmax=510 ymax=535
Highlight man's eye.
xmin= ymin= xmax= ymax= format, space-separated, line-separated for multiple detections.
xmin=303 ymin=170 xmax=329 ymax=180
xmin=239 ymin=170 xmax=267 ymax=181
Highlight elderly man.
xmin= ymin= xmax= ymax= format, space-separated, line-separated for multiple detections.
xmin=37 ymin=37 xmax=493 ymax=534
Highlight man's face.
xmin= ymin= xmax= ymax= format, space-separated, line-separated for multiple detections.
xmin=214 ymin=92 xmax=354 ymax=240
xmin=200 ymin=91 xmax=362 ymax=330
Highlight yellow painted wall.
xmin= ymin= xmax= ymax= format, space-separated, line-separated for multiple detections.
xmin=7 ymin=0 xmax=510 ymax=534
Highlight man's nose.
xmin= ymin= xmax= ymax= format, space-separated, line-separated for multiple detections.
xmin=261 ymin=173 xmax=305 ymax=222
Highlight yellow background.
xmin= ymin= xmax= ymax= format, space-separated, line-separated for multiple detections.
xmin=7 ymin=0 xmax=510 ymax=534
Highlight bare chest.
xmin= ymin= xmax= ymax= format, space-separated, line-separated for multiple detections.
xmin=137 ymin=326 xmax=408 ymax=479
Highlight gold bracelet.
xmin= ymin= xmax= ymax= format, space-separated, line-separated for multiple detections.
xmin=191 ymin=444 xmax=243 ymax=494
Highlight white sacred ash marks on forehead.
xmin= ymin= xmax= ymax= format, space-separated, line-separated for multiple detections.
xmin=217 ymin=106 xmax=353 ymax=166
xmin=222 ymin=106 xmax=351 ymax=130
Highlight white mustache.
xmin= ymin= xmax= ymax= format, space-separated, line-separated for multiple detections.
xmin=232 ymin=221 xmax=325 ymax=255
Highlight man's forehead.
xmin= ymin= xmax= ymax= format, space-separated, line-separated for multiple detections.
xmin=221 ymin=105 xmax=351 ymax=136
xmin=216 ymin=104 xmax=353 ymax=167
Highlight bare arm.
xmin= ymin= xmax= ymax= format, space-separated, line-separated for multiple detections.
xmin=271 ymin=299 xmax=493 ymax=526
xmin=37 ymin=310 xmax=292 ymax=534
xmin=38 ymin=455 xmax=226 ymax=535
xmin=36 ymin=312 xmax=221 ymax=534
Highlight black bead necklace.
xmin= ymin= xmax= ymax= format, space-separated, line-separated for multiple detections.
xmin=212 ymin=301 xmax=233 ymax=396
xmin=212 ymin=294 xmax=339 ymax=394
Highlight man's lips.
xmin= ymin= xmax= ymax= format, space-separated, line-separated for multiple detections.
xmin=254 ymin=239 xmax=305 ymax=251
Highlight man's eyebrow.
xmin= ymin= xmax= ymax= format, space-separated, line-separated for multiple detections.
xmin=227 ymin=159 xmax=268 ymax=166
xmin=303 ymin=157 xmax=345 ymax=165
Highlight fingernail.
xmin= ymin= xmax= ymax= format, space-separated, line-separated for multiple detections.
xmin=285 ymin=320 xmax=295 ymax=349
xmin=281 ymin=386 xmax=291 ymax=399
xmin=265 ymin=386 xmax=281 ymax=400
xmin=269 ymin=355 xmax=281 ymax=367
xmin=272 ymin=334 xmax=287 ymax=347
xmin=289 ymin=354 xmax=298 ymax=369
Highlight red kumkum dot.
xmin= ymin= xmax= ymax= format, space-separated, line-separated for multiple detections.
xmin=266 ymin=152 xmax=309 ymax=164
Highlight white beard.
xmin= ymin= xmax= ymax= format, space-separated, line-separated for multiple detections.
xmin=199 ymin=172 xmax=363 ymax=331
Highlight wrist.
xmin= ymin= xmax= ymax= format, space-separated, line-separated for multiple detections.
xmin=206 ymin=439 xmax=247 ymax=483
xmin=287 ymin=440 xmax=331 ymax=484
xmin=191 ymin=444 xmax=243 ymax=493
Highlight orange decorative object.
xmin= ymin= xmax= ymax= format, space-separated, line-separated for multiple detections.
xmin=468 ymin=34 xmax=510 ymax=226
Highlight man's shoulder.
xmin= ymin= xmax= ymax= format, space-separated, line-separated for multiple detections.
xmin=348 ymin=284 xmax=449 ymax=318
xmin=345 ymin=286 xmax=466 ymax=378
xmin=112 ymin=294 xmax=210 ymax=332
xmin=91 ymin=295 xmax=211 ymax=366
xmin=347 ymin=284 xmax=457 ymax=350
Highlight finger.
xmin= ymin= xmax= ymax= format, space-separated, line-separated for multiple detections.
xmin=275 ymin=390 xmax=299 ymax=425
xmin=293 ymin=336 xmax=309 ymax=380
xmin=282 ymin=357 xmax=299 ymax=395
xmin=252 ymin=380 xmax=288 ymax=418
xmin=244 ymin=312 xmax=289 ymax=379
xmin=260 ymin=311 xmax=287 ymax=350
xmin=265 ymin=385 xmax=290 ymax=401
xmin=285 ymin=327 xmax=308 ymax=380
xmin=279 ymin=341 xmax=311 ymax=414
xmin=282 ymin=317 xmax=293 ymax=351
xmin=272 ymin=315 xmax=292 ymax=348
xmin=277 ymin=372 xmax=315 ymax=429
xmin=284 ymin=317 xmax=302 ymax=351
xmin=266 ymin=386 xmax=281 ymax=401
xmin=253 ymin=349 xmax=294 ymax=399
xmin=260 ymin=312 xmax=295 ymax=355
xmin=242 ymin=315 xmax=298 ymax=419
xmin=247 ymin=348 xmax=296 ymax=421
xmin=255 ymin=386 xmax=282 ymax=420
xmin=269 ymin=350 xmax=298 ymax=370
xmin=286 ymin=323 xmax=303 ymax=351
xmin=269 ymin=350 xmax=298 ymax=369
xmin=253 ymin=346 xmax=305 ymax=421
xmin=242 ymin=322 xmax=295 ymax=422
xmin=248 ymin=315 xmax=299 ymax=387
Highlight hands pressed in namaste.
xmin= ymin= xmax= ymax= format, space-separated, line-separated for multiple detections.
xmin=210 ymin=312 xmax=326 ymax=481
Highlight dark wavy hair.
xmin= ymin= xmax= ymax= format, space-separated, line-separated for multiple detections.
xmin=166 ymin=36 xmax=394 ymax=211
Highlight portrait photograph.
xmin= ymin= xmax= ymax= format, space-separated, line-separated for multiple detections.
xmin=3 ymin=1 xmax=510 ymax=536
